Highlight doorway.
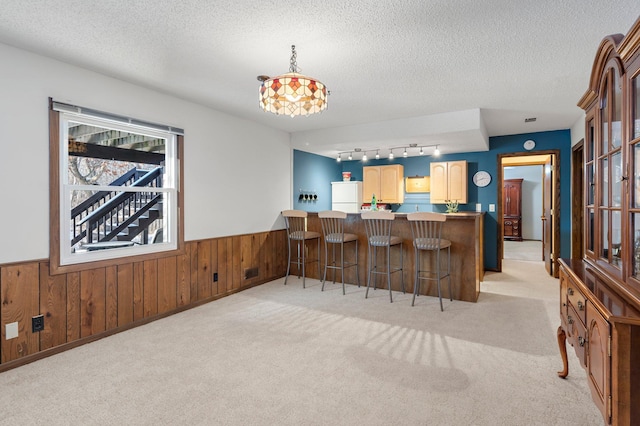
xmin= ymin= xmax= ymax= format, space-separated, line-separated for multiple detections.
xmin=497 ymin=151 xmax=561 ymax=277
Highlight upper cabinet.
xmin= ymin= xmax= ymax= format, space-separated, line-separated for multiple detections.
xmin=430 ymin=160 xmax=468 ymax=204
xmin=362 ymin=164 xmax=404 ymax=203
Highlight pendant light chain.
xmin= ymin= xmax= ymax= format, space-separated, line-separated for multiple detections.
xmin=289 ymin=45 xmax=298 ymax=73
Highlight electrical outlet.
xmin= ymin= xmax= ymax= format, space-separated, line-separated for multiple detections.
xmin=6 ymin=322 xmax=18 ymax=339
xmin=476 ymin=203 xmax=482 ymax=212
xmin=32 ymin=315 xmax=45 ymax=332
xmin=213 ymin=272 xmax=218 ymax=282
xmin=489 ymin=204 xmax=496 ymax=212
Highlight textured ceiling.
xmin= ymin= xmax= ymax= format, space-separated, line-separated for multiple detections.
xmin=1 ymin=1 xmax=639 ymax=158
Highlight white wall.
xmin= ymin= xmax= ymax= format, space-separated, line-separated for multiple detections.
xmin=504 ymin=165 xmax=543 ymax=240
xmin=0 ymin=43 xmax=291 ymax=264
xmin=571 ymin=114 xmax=585 ymax=147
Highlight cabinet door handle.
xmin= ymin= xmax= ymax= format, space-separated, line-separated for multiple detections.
xmin=578 ymin=336 xmax=587 ymax=347
xmin=568 ymin=288 xmax=574 ymax=296
xmin=568 ymin=316 xmax=573 ymax=325
xmin=577 ymin=301 xmax=584 ymax=311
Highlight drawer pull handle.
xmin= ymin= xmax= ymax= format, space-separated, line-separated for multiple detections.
xmin=568 ymin=316 xmax=573 ymax=325
xmin=568 ymin=288 xmax=574 ymax=296
xmin=578 ymin=336 xmax=587 ymax=347
xmin=577 ymin=301 xmax=584 ymax=311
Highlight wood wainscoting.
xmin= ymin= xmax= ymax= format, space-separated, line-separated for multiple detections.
xmin=0 ymin=230 xmax=287 ymax=371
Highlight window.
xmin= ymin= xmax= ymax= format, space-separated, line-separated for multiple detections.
xmin=49 ymin=100 xmax=184 ymax=272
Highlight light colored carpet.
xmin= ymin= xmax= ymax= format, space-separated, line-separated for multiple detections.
xmin=0 ymin=260 xmax=603 ymax=425
xmin=504 ymin=240 xmax=543 ymax=262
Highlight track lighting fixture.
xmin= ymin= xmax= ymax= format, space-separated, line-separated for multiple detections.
xmin=334 ymin=144 xmax=440 ymax=162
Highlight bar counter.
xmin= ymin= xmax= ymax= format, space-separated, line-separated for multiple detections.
xmin=304 ymin=212 xmax=484 ymax=303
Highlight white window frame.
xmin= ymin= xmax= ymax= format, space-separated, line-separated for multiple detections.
xmin=50 ymin=101 xmax=183 ymax=270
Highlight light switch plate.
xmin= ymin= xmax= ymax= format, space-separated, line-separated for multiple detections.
xmin=476 ymin=203 xmax=482 ymax=212
xmin=489 ymin=204 xmax=496 ymax=212
xmin=6 ymin=322 xmax=18 ymax=340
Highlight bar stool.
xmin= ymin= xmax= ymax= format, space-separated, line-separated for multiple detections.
xmin=407 ymin=212 xmax=451 ymax=311
xmin=318 ymin=210 xmax=360 ymax=295
xmin=282 ymin=210 xmax=321 ymax=288
xmin=362 ymin=211 xmax=404 ymax=303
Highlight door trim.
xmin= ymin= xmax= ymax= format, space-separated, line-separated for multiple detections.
xmin=497 ymin=150 xmax=561 ymax=276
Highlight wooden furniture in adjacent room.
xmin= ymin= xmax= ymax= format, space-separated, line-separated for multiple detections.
xmin=556 ymin=16 xmax=640 ymax=425
xmin=362 ymin=164 xmax=404 ymax=204
xmin=503 ymin=178 xmax=523 ymax=241
xmin=429 ymin=160 xmax=468 ymax=204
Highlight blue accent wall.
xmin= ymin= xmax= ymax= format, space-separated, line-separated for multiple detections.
xmin=293 ymin=149 xmax=341 ymax=211
xmin=292 ymin=129 xmax=572 ymax=271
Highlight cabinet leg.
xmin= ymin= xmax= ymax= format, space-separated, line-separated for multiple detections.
xmin=557 ymin=325 xmax=569 ymax=378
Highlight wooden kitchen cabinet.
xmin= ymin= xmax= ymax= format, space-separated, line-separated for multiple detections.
xmin=362 ymin=164 xmax=404 ymax=204
xmin=429 ymin=160 xmax=467 ymax=204
xmin=503 ymin=179 xmax=523 ymax=241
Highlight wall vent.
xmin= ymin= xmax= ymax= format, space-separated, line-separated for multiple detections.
xmin=244 ymin=267 xmax=259 ymax=279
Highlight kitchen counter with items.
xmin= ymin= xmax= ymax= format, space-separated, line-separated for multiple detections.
xmin=305 ymin=211 xmax=484 ymax=302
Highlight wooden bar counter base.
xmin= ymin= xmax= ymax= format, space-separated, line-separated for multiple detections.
xmin=306 ymin=212 xmax=484 ymax=303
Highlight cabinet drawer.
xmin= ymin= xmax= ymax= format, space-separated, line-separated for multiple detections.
xmin=559 ymin=272 xmax=569 ymax=319
xmin=567 ymin=304 xmax=587 ymax=368
xmin=567 ymin=285 xmax=587 ymax=325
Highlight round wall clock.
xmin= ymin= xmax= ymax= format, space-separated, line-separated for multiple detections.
xmin=473 ymin=170 xmax=492 ymax=187
xmin=523 ymin=139 xmax=536 ymax=150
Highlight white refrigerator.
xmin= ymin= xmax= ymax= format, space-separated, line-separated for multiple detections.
xmin=331 ymin=181 xmax=363 ymax=213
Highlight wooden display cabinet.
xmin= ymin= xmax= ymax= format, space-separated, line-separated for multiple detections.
xmin=503 ymin=179 xmax=523 ymax=241
xmin=557 ymin=16 xmax=640 ymax=425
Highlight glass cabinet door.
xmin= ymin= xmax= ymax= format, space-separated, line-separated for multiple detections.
xmin=586 ymin=116 xmax=595 ymax=254
xmin=631 ymin=69 xmax=640 ymax=278
xmin=597 ymin=68 xmax=624 ymax=272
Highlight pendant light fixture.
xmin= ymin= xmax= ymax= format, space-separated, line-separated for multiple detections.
xmin=258 ymin=45 xmax=328 ymax=118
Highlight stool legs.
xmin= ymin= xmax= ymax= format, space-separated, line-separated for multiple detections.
xmin=285 ymin=237 xmax=320 ymax=288
xmin=366 ymin=243 xmax=403 ymax=303
xmin=413 ymin=245 xmax=451 ymax=311
xmin=285 ymin=237 xmax=292 ymax=286
xmin=323 ymin=240 xmax=359 ymax=295
xmin=412 ymin=247 xmax=420 ymax=306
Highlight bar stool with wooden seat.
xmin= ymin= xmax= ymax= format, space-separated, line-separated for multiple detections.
xmin=407 ymin=212 xmax=451 ymax=311
xmin=362 ymin=211 xmax=404 ymax=303
xmin=282 ymin=210 xmax=321 ymax=288
xmin=318 ymin=210 xmax=360 ymax=295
